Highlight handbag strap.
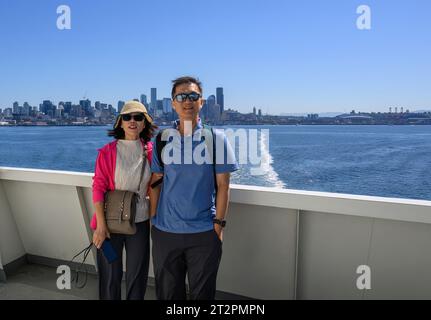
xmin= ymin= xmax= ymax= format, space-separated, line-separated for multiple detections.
xmin=136 ymin=143 xmax=147 ymax=196
xmin=68 ymin=242 xmax=93 ymax=289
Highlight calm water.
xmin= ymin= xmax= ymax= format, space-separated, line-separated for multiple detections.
xmin=0 ymin=125 xmax=430 ymax=201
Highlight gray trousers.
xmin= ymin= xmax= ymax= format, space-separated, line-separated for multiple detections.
xmin=151 ymin=225 xmax=222 ymax=300
xmin=97 ymin=220 xmax=150 ymax=300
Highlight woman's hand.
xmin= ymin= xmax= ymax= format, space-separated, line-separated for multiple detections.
xmin=153 ymin=173 xmax=164 ymax=180
xmin=93 ymin=223 xmax=110 ymax=249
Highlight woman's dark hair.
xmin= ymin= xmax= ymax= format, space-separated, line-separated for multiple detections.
xmin=171 ymin=76 xmax=203 ymax=99
xmin=107 ymin=116 xmax=158 ymax=142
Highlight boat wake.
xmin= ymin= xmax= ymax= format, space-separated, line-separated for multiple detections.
xmin=250 ymin=130 xmax=286 ymax=189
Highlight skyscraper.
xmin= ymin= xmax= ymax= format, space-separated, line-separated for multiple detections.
xmin=212 ymin=104 xmax=221 ymax=122
xmin=117 ymin=100 xmax=125 ymax=113
xmin=41 ymin=100 xmax=54 ymax=116
xmin=13 ymin=102 xmax=19 ymax=114
xmin=207 ymin=95 xmax=216 ymax=121
xmin=55 ymin=105 xmax=64 ymax=118
xmin=216 ymin=87 xmax=224 ymax=114
xmin=79 ymin=99 xmax=91 ymax=115
xmin=200 ymin=100 xmax=209 ymax=120
xmin=156 ymin=100 xmax=163 ymax=117
xmin=140 ymin=94 xmax=148 ymax=107
xmin=23 ymin=102 xmax=31 ymax=116
xmin=162 ymin=98 xmax=172 ymax=114
xmin=151 ymin=88 xmax=157 ymax=112
xmin=64 ymin=102 xmax=72 ymax=114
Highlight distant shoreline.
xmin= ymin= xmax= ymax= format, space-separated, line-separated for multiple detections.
xmin=1 ymin=123 xmax=431 ymax=127
xmin=0 ymin=124 xmax=111 ymax=127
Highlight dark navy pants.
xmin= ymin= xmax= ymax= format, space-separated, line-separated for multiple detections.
xmin=151 ymin=225 xmax=222 ymax=300
xmin=97 ymin=220 xmax=150 ymax=300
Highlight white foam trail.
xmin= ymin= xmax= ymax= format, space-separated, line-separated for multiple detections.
xmin=253 ymin=130 xmax=286 ymax=189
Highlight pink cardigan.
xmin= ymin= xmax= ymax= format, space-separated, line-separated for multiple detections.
xmin=90 ymin=139 xmax=153 ymax=230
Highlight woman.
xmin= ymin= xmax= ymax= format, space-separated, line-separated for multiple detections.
xmin=90 ymin=100 xmax=156 ymax=300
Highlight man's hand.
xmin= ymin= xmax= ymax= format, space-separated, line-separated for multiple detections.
xmin=214 ymin=173 xmax=230 ymax=243
xmin=214 ymin=223 xmax=223 ymax=242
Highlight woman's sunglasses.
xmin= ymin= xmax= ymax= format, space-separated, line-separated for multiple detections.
xmin=121 ymin=114 xmax=145 ymax=122
xmin=173 ymin=92 xmax=201 ymax=102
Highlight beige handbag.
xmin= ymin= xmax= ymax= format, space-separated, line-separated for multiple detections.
xmin=104 ymin=147 xmax=147 ymax=235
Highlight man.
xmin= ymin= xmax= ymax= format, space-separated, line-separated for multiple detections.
xmin=149 ymin=76 xmax=238 ymax=300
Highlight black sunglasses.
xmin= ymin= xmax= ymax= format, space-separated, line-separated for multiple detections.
xmin=121 ymin=114 xmax=145 ymax=121
xmin=173 ymin=92 xmax=201 ymax=102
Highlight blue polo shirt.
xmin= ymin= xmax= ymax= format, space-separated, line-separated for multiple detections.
xmin=151 ymin=120 xmax=238 ymax=233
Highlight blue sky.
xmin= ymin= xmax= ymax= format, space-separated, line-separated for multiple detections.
xmin=0 ymin=0 xmax=430 ymax=114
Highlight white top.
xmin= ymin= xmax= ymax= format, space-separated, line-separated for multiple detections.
xmin=115 ymin=139 xmax=151 ymax=223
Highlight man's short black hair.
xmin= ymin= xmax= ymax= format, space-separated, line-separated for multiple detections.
xmin=171 ymin=76 xmax=203 ymax=99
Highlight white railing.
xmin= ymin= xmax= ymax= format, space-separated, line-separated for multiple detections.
xmin=1 ymin=166 xmax=431 ymax=299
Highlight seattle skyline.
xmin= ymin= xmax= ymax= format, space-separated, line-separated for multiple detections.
xmin=1 ymin=0 xmax=430 ymax=114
